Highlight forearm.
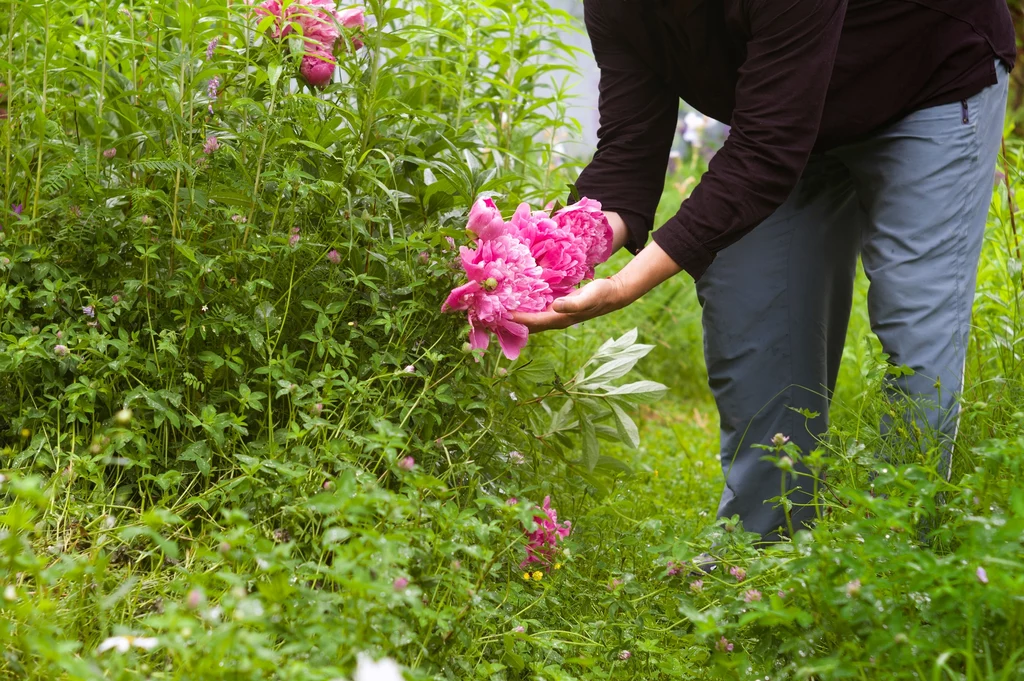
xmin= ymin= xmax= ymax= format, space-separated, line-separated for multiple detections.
xmin=608 ymin=239 xmax=681 ymax=306
xmin=606 ymin=210 xmax=630 ymax=253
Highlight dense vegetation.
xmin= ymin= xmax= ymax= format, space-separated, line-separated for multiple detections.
xmin=1 ymin=1 xmax=1023 ymax=680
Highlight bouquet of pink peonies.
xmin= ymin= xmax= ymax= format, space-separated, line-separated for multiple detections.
xmin=442 ymin=196 xmax=614 ymax=361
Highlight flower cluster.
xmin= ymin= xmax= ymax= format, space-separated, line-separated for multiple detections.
xmin=520 ymin=496 xmax=572 ymax=568
xmin=252 ymin=1 xmax=366 ymax=87
xmin=442 ymin=196 xmax=613 ymax=360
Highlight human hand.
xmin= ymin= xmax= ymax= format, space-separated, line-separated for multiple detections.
xmin=511 ymin=278 xmax=629 ymax=333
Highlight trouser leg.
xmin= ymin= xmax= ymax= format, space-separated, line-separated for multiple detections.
xmin=834 ymin=63 xmax=1009 ymax=477
xmin=697 ymin=155 xmax=863 ymax=540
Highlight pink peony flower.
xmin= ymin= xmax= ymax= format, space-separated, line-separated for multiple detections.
xmin=520 ymin=496 xmax=571 ymax=568
xmin=441 ymin=234 xmax=551 ymax=361
xmin=554 ymin=197 xmax=613 ymax=278
xmin=300 ymin=52 xmax=336 ymax=87
xmin=509 ymin=203 xmax=588 ymax=298
xmin=337 ymin=7 xmax=366 ymax=49
xmin=467 ymin=197 xmax=506 ymax=240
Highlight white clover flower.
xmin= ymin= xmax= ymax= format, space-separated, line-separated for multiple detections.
xmin=96 ymin=635 xmax=158 ymax=654
xmin=354 ymin=653 xmax=405 ymax=681
xmin=682 ymin=112 xmax=709 ymax=148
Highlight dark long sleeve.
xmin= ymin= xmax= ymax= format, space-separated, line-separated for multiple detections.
xmin=653 ymin=0 xmax=848 ymax=280
xmin=574 ymin=0 xmax=678 ymax=256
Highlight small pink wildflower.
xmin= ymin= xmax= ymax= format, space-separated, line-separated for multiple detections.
xmin=513 ymin=625 xmax=525 ymax=633
xmin=976 ymin=566 xmax=989 ymax=585
xmin=508 ymin=451 xmax=525 ymax=465
xmin=618 ymin=650 xmax=631 ymax=661
xmin=207 ymin=77 xmax=220 ymax=99
xmin=82 ymin=305 xmax=96 ymax=318
xmin=326 ymin=249 xmax=341 ymax=264
xmin=403 ymin=365 xmax=415 ymax=374
xmin=607 ymin=578 xmax=624 ymax=591
xmin=103 ymin=148 xmax=116 ymax=159
xmin=716 ymin=637 xmax=734 ymax=653
xmin=520 ymin=496 xmax=571 ymax=568
xmin=690 ymin=579 xmax=704 ymax=593
xmin=111 ymin=294 xmax=121 ymax=304
xmin=743 ymin=589 xmax=762 ymax=603
xmin=845 ymin=579 xmax=862 ymax=597
xmin=666 ymin=560 xmax=682 ymax=577
xmin=778 ymin=590 xmax=787 ymax=599
xmin=418 ymin=251 xmax=430 ymax=264
xmin=206 ymin=36 xmax=220 ymax=60
xmin=506 ymin=497 xmax=518 ymax=506
xmin=398 ymin=456 xmax=415 ymax=471
xmin=140 ymin=214 xmax=154 ymax=226
xmin=186 ymin=588 xmax=204 ymax=610
xmin=289 ymin=227 xmax=301 ymax=247
xmin=203 ymin=135 xmax=220 ymax=154
xmin=393 ymin=577 xmax=409 ymax=591
xmin=11 ymin=203 xmax=22 ymax=216
xmin=772 ymin=433 xmax=791 ymax=447
xmin=729 ymin=566 xmax=746 ymax=582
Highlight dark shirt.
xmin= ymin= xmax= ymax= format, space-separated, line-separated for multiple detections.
xmin=574 ymin=0 xmax=1017 ymax=281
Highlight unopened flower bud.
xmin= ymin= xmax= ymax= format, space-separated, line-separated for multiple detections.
xmin=114 ymin=408 xmax=133 ymax=426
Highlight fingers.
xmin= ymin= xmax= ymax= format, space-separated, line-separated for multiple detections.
xmin=511 ymin=310 xmax=578 ymax=333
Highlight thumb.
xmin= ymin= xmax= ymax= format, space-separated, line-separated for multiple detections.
xmin=551 ymin=286 xmax=593 ymax=314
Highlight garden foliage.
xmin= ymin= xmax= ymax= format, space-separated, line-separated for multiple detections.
xmin=1 ymin=0 xmax=1024 ymax=679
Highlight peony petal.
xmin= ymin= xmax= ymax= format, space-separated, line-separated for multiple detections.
xmin=494 ymin=320 xmax=529 ymax=360
xmin=442 ymin=281 xmax=479 ymax=312
xmin=468 ymin=322 xmax=490 ymax=353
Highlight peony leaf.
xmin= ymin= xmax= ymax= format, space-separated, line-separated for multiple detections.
xmin=610 ymin=403 xmax=640 ymax=449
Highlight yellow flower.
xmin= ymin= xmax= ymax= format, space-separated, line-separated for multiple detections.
xmin=653 ymin=470 xmax=659 ymax=477
xmin=532 ymin=571 xmax=543 ymax=581
xmin=554 ymin=563 xmax=562 ymax=570
xmin=19 ymin=429 xmax=30 ymax=439
xmin=521 ymin=572 xmax=531 ymax=581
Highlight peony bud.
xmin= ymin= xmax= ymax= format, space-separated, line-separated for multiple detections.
xmin=466 ymin=197 xmax=506 ymax=240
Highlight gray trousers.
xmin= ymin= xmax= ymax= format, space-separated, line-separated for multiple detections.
xmin=697 ymin=63 xmax=1009 ymax=540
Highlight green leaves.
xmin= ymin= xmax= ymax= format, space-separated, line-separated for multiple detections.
xmin=531 ymin=329 xmax=666 ymax=471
